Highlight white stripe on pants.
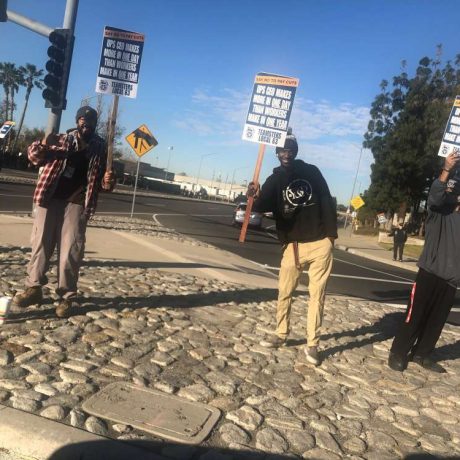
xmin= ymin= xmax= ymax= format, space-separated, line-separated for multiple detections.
xmin=276 ymin=237 xmax=333 ymax=346
xmin=26 ymin=199 xmax=87 ymax=299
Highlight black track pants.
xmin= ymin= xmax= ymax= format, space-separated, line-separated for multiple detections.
xmin=390 ymin=268 xmax=456 ymax=358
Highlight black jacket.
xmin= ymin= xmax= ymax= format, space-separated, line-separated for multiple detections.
xmin=418 ymin=179 xmax=460 ymax=286
xmin=253 ymin=159 xmax=337 ymax=244
xmin=391 ymin=228 xmax=407 ymax=244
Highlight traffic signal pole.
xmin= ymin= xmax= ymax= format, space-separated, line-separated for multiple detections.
xmin=46 ymin=0 xmax=79 ymax=135
xmin=3 ymin=0 xmax=79 ymax=135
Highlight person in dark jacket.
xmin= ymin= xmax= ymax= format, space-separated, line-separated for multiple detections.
xmin=390 ymin=223 xmax=408 ymax=261
xmin=388 ymin=152 xmax=460 ymax=373
xmin=249 ymin=132 xmax=337 ymax=366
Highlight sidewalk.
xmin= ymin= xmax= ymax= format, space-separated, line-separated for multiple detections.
xmin=336 ymin=227 xmax=419 ymax=273
xmin=2 ymin=215 xmax=460 ymax=460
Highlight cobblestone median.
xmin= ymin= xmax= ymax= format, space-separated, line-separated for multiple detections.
xmin=1 ymin=220 xmax=460 ymax=458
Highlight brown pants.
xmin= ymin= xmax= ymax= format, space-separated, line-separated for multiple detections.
xmin=277 ymin=238 xmax=333 ymax=346
xmin=26 ymin=200 xmax=87 ymax=299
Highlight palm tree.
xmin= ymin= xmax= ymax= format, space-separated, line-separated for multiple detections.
xmin=12 ymin=64 xmax=44 ymax=152
xmin=0 ymin=62 xmax=22 ymax=122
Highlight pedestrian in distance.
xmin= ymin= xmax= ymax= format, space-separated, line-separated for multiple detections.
xmin=13 ymin=106 xmax=116 ymax=318
xmin=248 ymin=130 xmax=337 ymax=366
xmin=388 ymin=151 xmax=460 ymax=373
xmin=389 ymin=222 xmax=408 ymax=261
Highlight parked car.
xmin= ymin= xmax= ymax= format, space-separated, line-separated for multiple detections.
xmin=232 ymin=203 xmax=263 ymax=228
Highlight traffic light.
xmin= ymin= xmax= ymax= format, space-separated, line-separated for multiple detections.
xmin=42 ymin=28 xmax=74 ymax=110
xmin=0 ymin=0 xmax=7 ymax=22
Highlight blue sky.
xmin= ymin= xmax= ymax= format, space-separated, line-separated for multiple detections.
xmin=2 ymin=0 xmax=459 ymax=204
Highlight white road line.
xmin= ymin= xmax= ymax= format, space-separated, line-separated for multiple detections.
xmin=248 ymin=260 xmax=413 ymax=284
xmin=333 ymin=256 xmax=414 ymax=282
xmin=95 ymin=212 xmax=156 ymax=215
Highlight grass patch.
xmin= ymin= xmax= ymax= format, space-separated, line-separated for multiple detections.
xmin=354 ymin=227 xmax=379 ymax=236
xmin=379 ymin=242 xmax=424 ymax=259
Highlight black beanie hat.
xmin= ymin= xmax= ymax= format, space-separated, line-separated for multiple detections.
xmin=75 ymin=106 xmax=98 ymax=124
xmin=276 ymin=129 xmax=298 ymax=156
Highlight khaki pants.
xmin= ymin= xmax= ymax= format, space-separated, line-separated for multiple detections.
xmin=277 ymin=237 xmax=333 ymax=346
xmin=26 ymin=200 xmax=87 ymax=299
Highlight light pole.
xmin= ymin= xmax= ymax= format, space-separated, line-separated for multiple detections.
xmin=344 ymin=147 xmax=364 ymax=231
xmin=195 ymin=152 xmax=218 ymax=192
xmin=164 ymin=146 xmax=173 ymax=181
xmin=228 ymin=166 xmax=250 ymax=202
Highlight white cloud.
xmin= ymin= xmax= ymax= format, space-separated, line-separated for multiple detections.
xmin=291 ymin=97 xmax=369 ymax=140
xmin=176 ymin=88 xmax=369 ymax=142
xmin=297 ymin=141 xmax=373 ymax=174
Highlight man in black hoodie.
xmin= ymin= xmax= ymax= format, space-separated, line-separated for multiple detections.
xmin=388 ymin=152 xmax=460 ymax=373
xmin=249 ymin=132 xmax=337 ymax=366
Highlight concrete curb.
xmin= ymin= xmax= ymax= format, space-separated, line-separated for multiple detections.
xmin=0 ymin=405 xmax=165 ymax=460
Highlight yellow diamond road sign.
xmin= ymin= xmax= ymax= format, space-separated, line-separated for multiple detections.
xmin=350 ymin=195 xmax=365 ymax=210
xmin=126 ymin=124 xmax=158 ymax=157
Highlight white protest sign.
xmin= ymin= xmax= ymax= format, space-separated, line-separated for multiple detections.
xmin=95 ymin=26 xmax=144 ymax=99
xmin=438 ymin=96 xmax=460 ymax=157
xmin=377 ymin=213 xmax=387 ymax=224
xmin=0 ymin=121 xmax=15 ymax=139
xmin=242 ymin=73 xmax=299 ymax=147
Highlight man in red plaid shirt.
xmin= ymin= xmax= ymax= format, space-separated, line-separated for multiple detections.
xmin=13 ymin=106 xmax=115 ymax=318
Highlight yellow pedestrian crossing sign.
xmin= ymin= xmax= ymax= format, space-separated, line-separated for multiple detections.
xmin=126 ymin=124 xmax=158 ymax=157
xmin=350 ymin=195 xmax=365 ymax=210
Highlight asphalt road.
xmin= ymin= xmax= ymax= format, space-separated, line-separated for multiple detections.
xmin=0 ymin=181 xmax=416 ymax=306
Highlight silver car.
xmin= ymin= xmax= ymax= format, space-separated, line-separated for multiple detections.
xmin=232 ymin=203 xmax=263 ymax=228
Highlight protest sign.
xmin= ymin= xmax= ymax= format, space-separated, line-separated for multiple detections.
xmin=96 ymin=26 xmax=144 ymax=99
xmin=438 ymin=96 xmax=460 ymax=157
xmin=242 ymin=73 xmax=299 ymax=147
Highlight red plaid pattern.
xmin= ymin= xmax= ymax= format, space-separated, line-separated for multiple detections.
xmin=28 ymin=130 xmax=107 ymax=218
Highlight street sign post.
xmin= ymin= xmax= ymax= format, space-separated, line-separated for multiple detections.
xmin=438 ymin=95 xmax=460 ymax=157
xmin=350 ymin=195 xmax=365 ymax=210
xmin=239 ymin=73 xmax=299 ymax=243
xmin=126 ymin=124 xmax=158 ymax=157
xmin=125 ymin=124 xmax=158 ymax=218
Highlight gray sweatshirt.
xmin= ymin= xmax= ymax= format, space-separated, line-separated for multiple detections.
xmin=417 ymin=179 xmax=460 ymax=286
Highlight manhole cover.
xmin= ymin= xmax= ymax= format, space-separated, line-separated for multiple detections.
xmin=82 ymin=382 xmax=220 ymax=444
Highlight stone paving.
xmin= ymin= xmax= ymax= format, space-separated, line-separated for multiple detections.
xmin=1 ymin=218 xmax=460 ymax=459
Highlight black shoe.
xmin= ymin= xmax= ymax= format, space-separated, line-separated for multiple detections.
xmin=388 ymin=352 xmax=407 ymax=372
xmin=412 ymin=355 xmax=446 ymax=373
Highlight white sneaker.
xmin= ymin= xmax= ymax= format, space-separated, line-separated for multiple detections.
xmin=305 ymin=346 xmax=321 ymax=366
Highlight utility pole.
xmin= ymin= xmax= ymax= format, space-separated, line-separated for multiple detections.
xmin=344 ymin=147 xmax=363 ymax=232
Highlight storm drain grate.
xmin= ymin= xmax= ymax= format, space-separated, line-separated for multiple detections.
xmin=82 ymin=382 xmax=221 ymax=444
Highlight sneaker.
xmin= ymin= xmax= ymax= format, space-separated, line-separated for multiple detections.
xmin=12 ymin=286 xmax=43 ymax=308
xmin=412 ymin=355 xmax=446 ymax=373
xmin=305 ymin=346 xmax=321 ymax=366
xmin=56 ymin=299 xmax=73 ymax=318
xmin=263 ymin=335 xmax=287 ymax=348
xmin=388 ymin=352 xmax=407 ymax=372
